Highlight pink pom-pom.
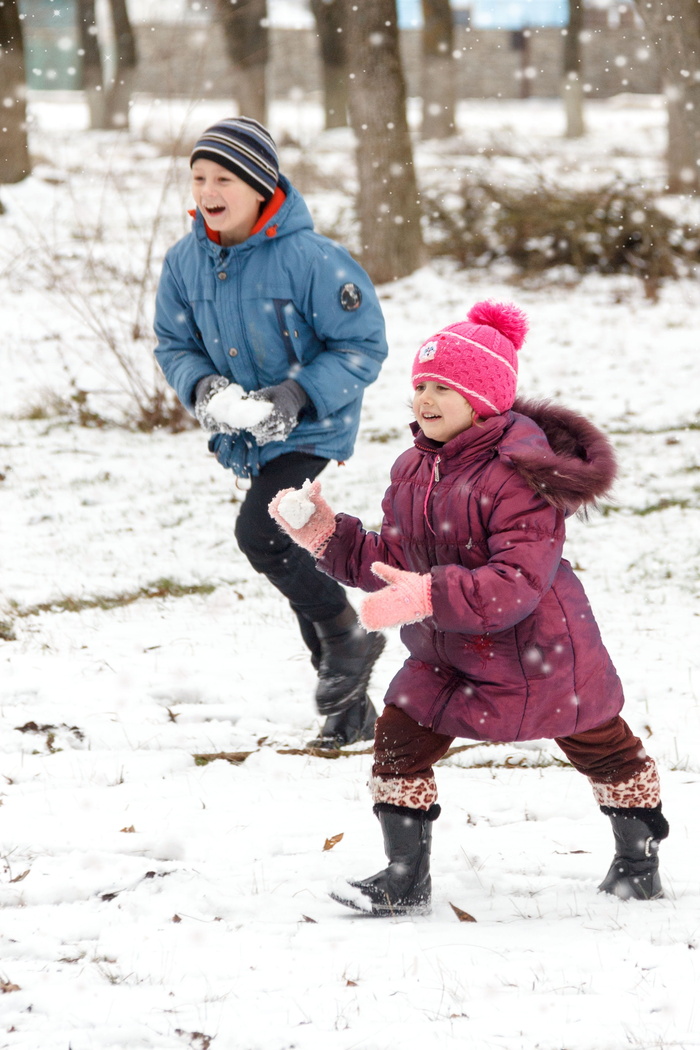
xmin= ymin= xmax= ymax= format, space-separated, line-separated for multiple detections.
xmin=467 ymin=300 xmax=528 ymax=350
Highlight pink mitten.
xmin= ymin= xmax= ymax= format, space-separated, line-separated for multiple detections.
xmin=268 ymin=479 xmax=337 ymax=557
xmin=359 ymin=562 xmax=433 ymax=631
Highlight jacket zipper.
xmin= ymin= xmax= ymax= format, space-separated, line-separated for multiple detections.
xmin=423 ymin=454 xmax=441 ymax=536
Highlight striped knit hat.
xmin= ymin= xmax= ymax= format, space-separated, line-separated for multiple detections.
xmin=190 ymin=117 xmax=279 ymax=201
xmin=411 ymin=301 xmax=528 ymax=418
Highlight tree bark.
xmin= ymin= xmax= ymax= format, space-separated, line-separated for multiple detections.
xmin=103 ymin=0 xmax=138 ymax=130
xmin=310 ymin=0 xmax=349 ymax=129
xmin=77 ymin=0 xmax=106 ymax=129
xmin=562 ymin=0 xmax=585 ymax=138
xmin=0 ymin=0 xmax=31 ymax=184
xmin=214 ymin=0 xmax=269 ymax=125
xmin=345 ymin=0 xmax=425 ymax=283
xmin=634 ymin=0 xmax=700 ymax=194
xmin=420 ymin=0 xmax=456 ymax=139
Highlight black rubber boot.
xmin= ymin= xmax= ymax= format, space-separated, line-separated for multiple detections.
xmin=330 ymin=803 xmax=440 ymax=916
xmin=313 ymin=605 xmax=385 ymax=715
xmin=598 ymin=806 xmax=669 ymax=901
xmin=307 ymin=693 xmax=377 ymax=750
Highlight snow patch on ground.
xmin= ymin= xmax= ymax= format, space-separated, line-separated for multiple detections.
xmin=0 ymin=92 xmax=698 ymax=1050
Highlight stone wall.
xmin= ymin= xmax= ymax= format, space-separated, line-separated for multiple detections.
xmin=132 ymin=23 xmax=661 ymax=103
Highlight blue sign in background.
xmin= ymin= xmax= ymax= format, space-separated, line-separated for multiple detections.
xmin=397 ymin=0 xmax=569 ymax=29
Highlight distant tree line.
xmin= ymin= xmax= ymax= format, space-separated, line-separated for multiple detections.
xmin=1 ymin=0 xmax=700 ymax=280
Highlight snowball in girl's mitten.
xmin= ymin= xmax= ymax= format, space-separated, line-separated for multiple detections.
xmin=207 ymin=384 xmax=273 ymax=430
xmin=276 ymin=479 xmax=316 ymax=529
xmin=268 ymin=479 xmax=337 ymax=557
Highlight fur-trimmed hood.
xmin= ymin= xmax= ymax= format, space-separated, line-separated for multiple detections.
xmin=499 ymin=397 xmax=617 ymax=514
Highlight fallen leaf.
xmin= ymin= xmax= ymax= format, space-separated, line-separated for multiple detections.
xmin=323 ymin=833 xmax=344 ymax=851
xmin=449 ymin=901 xmax=477 ymax=923
xmin=301 ymin=915 xmax=317 ymax=923
xmin=0 ymin=982 xmax=20 ymax=993
xmin=9 ymin=870 xmax=30 ymax=884
xmin=120 ymin=825 xmax=136 ymax=833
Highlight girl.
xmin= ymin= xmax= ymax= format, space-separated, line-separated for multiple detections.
xmin=269 ymin=300 xmax=669 ymax=915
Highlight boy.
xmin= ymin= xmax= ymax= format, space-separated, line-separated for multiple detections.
xmin=154 ymin=117 xmax=388 ymax=748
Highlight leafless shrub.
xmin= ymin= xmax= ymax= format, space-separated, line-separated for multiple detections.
xmin=423 ymin=175 xmax=699 ymax=298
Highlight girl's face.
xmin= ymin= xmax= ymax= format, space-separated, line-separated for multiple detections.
xmin=191 ymin=158 xmax=265 ymax=245
xmin=413 ymin=381 xmax=476 ymax=442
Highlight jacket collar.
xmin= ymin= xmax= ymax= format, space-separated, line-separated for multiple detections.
xmin=412 ymin=414 xmax=511 ymax=472
xmin=188 ymin=183 xmax=288 ymax=248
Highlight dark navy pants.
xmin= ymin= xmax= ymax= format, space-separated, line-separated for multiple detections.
xmin=234 ymin=452 xmax=348 ymax=665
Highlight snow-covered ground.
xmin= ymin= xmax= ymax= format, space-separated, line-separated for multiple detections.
xmin=1 ymin=94 xmax=699 ymax=1050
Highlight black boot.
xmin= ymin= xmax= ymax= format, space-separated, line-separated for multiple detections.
xmin=314 ymin=605 xmax=385 ymax=714
xmin=330 ymin=803 xmax=440 ymax=916
xmin=598 ymin=806 xmax=669 ymax=901
xmin=307 ymin=693 xmax=377 ymax=750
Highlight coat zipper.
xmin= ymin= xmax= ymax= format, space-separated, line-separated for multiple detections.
xmin=423 ymin=454 xmax=441 ymax=536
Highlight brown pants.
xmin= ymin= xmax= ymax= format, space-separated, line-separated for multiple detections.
xmin=373 ymin=704 xmax=651 ymax=786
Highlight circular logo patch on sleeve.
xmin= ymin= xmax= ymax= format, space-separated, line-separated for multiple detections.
xmin=339 ymin=282 xmax=362 ymax=311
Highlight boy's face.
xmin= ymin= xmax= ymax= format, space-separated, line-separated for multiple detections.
xmin=413 ymin=381 xmax=476 ymax=442
xmin=191 ymin=158 xmax=265 ymax=245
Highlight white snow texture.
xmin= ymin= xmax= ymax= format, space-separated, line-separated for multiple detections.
xmin=0 ymin=89 xmax=698 ymax=1050
xmin=277 ymin=479 xmax=316 ymax=528
xmin=207 ymin=383 xmax=273 ymax=429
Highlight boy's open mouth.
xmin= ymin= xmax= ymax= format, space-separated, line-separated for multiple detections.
xmin=205 ymin=205 xmax=225 ymax=215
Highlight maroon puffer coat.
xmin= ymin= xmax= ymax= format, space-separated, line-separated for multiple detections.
xmin=318 ymin=398 xmax=624 ymax=742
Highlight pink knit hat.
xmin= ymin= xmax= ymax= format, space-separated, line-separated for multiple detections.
xmin=411 ymin=300 xmax=529 ymax=418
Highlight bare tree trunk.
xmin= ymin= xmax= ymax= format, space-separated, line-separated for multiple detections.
xmin=0 ymin=0 xmax=31 ymax=185
xmin=345 ymin=0 xmax=425 ymax=283
xmin=420 ymin=0 xmax=456 ymax=139
xmin=214 ymin=0 xmax=269 ymax=125
xmin=310 ymin=0 xmax=349 ymax=129
xmin=562 ymin=0 xmax=585 ymax=138
xmin=635 ymin=0 xmax=700 ymax=194
xmin=77 ymin=0 xmax=106 ymax=129
xmin=103 ymin=0 xmax=138 ymax=130
xmin=511 ymin=30 xmax=531 ymax=99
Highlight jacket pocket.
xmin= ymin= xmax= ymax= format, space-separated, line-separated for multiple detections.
xmin=272 ymin=299 xmax=300 ymax=366
xmin=515 ymin=614 xmax=570 ymax=685
xmin=271 ymin=299 xmax=322 ymax=367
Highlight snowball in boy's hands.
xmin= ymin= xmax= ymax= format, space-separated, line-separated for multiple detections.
xmin=268 ymin=479 xmax=337 ymax=557
xmin=276 ymin=481 xmax=316 ymax=529
xmin=206 ymin=384 xmax=273 ymax=430
xmin=194 ymin=375 xmax=237 ymax=432
xmin=247 ymin=380 xmax=308 ymax=445
xmin=359 ymin=562 xmax=433 ymax=631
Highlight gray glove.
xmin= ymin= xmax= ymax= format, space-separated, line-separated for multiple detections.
xmin=194 ymin=375 xmax=237 ymax=433
xmin=248 ymin=379 xmax=310 ymax=445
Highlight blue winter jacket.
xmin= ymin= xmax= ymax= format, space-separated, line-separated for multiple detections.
xmin=154 ymin=176 xmax=388 ymax=477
